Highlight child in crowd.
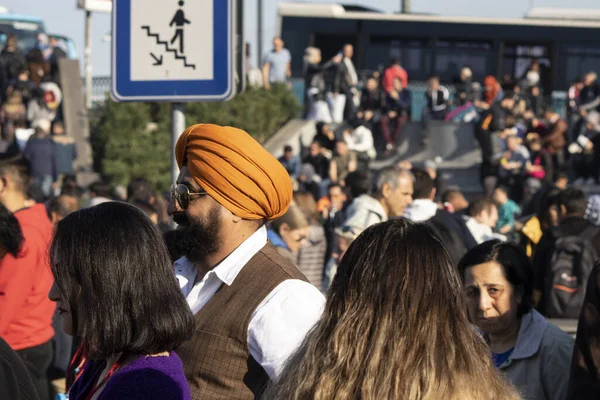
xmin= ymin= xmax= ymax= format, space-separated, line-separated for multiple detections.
xmin=322 ymin=225 xmax=363 ymax=292
xmin=493 ymin=186 xmax=521 ymax=234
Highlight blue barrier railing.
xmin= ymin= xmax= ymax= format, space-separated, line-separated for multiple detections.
xmin=292 ymin=78 xmax=568 ymax=122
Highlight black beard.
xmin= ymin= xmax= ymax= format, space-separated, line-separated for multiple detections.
xmin=176 ymin=211 xmax=222 ymax=265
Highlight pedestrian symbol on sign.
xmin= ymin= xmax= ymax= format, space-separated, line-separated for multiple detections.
xmin=140 ymin=0 xmax=196 ymax=70
xmin=170 ymin=1 xmax=191 ymax=55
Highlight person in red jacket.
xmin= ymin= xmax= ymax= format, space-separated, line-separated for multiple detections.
xmin=382 ymin=57 xmax=408 ymax=94
xmin=0 ymin=153 xmax=54 ymax=400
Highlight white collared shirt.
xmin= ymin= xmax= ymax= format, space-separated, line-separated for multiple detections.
xmin=344 ymin=57 xmax=358 ymax=87
xmin=175 ymin=226 xmax=325 ymax=381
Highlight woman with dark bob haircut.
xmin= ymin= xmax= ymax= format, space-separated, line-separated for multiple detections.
xmin=264 ymin=219 xmax=519 ymax=400
xmin=48 ymin=202 xmax=194 ymax=399
xmin=459 ymin=240 xmax=573 ymax=400
xmin=0 ymin=202 xmax=23 ymax=259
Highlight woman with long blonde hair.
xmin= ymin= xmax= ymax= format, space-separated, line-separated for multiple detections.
xmin=264 ymin=219 xmax=520 ymax=400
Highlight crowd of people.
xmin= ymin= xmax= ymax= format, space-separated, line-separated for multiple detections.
xmin=293 ymin=39 xmax=600 ymax=196
xmin=2 ymin=34 xmax=600 ymax=400
xmin=2 ymin=120 xmax=600 ymax=399
xmin=0 ymin=33 xmax=73 ymax=201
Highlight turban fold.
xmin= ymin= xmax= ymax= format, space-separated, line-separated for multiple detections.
xmin=175 ymin=124 xmax=292 ymax=220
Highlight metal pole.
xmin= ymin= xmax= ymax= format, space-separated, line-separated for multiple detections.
xmin=171 ymin=103 xmax=186 ymax=185
xmin=257 ymin=0 xmax=263 ymax=69
xmin=84 ymin=10 xmax=93 ymax=109
xmin=402 ymin=0 xmax=411 ymax=13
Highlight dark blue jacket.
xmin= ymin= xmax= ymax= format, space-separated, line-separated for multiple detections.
xmin=386 ymin=90 xmax=412 ymax=116
xmin=53 ymin=137 xmax=76 ymax=175
xmin=23 ymin=136 xmax=56 ymax=178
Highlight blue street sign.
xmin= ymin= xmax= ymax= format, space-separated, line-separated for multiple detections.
xmin=111 ymin=0 xmax=235 ymax=102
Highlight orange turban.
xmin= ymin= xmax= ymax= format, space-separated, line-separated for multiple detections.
xmin=175 ymin=124 xmax=292 ymax=220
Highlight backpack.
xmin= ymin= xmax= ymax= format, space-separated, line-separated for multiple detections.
xmin=544 ymin=225 xmax=599 ymax=318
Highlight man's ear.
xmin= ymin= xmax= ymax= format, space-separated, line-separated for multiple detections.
xmin=279 ymin=223 xmax=291 ymax=236
xmin=50 ymin=211 xmax=60 ymax=225
xmin=381 ymin=183 xmax=392 ymax=199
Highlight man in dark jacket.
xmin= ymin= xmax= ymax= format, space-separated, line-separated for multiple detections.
xmin=403 ymin=169 xmax=476 ymax=265
xmin=302 ymin=142 xmax=330 ymax=183
xmin=23 ymin=119 xmax=56 ymax=199
xmin=48 ymin=36 xmax=67 ymax=83
xmin=0 ymin=35 xmax=27 ymax=101
xmin=542 ymin=109 xmax=568 ymax=178
xmin=381 ymin=77 xmax=411 ymax=153
xmin=0 ymin=337 xmax=40 ymax=400
xmin=323 ymin=183 xmax=347 ymax=264
xmin=9 ymin=68 xmax=36 ymax=105
xmin=334 ymin=44 xmax=359 ymax=121
xmin=533 ymin=188 xmax=600 ymax=313
xmin=454 ymin=67 xmax=481 ymax=106
xmin=358 ymin=76 xmax=385 ymax=130
xmin=51 ymin=121 xmax=76 ymax=180
xmin=572 ymin=72 xmax=600 ymax=141
xmin=580 ymin=72 xmax=600 ymax=115
xmin=421 ymin=75 xmax=449 ymax=146
xmin=428 ymin=189 xmax=477 ymax=265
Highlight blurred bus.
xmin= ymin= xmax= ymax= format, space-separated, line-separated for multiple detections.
xmin=278 ymin=2 xmax=600 ymax=93
xmin=0 ymin=9 xmax=77 ymax=58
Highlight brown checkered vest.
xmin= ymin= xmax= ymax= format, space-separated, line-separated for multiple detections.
xmin=176 ymin=242 xmax=308 ymax=400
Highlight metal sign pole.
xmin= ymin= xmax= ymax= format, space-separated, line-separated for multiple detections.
xmin=84 ymin=10 xmax=93 ymax=108
xmin=171 ymin=103 xmax=185 ymax=185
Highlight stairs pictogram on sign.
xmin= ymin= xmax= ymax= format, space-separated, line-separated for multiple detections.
xmin=141 ymin=25 xmax=196 ymax=70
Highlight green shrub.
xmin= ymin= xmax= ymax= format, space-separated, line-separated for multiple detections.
xmin=90 ymin=84 xmax=301 ymax=192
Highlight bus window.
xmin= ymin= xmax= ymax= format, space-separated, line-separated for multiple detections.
xmin=364 ymin=37 xmax=432 ymax=81
xmin=313 ymin=34 xmax=356 ymax=61
xmin=503 ymin=44 xmax=551 ymax=91
xmin=0 ymin=19 xmax=44 ymax=53
xmin=565 ymin=45 xmax=600 ymax=84
xmin=434 ymin=40 xmax=492 ymax=83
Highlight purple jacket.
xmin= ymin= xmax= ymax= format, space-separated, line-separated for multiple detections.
xmin=69 ymin=352 xmax=191 ymax=399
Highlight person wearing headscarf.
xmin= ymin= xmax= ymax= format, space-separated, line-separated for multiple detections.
xmin=483 ymin=75 xmax=502 ymax=106
xmin=170 ymin=124 xmax=325 ymax=399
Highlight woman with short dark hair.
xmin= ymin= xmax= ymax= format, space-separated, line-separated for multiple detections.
xmin=459 ymin=240 xmax=573 ymax=400
xmin=265 ymin=219 xmax=519 ymax=400
xmin=48 ymin=202 xmax=194 ymax=399
xmin=0 ymin=202 xmax=22 ymax=259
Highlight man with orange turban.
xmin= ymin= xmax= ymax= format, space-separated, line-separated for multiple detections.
xmin=170 ymin=124 xmax=325 ymax=400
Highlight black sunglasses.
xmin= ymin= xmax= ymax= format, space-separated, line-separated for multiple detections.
xmin=170 ymin=184 xmax=208 ymax=210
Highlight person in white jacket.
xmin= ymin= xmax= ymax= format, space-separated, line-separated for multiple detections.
xmin=343 ymin=121 xmax=377 ymax=161
xmin=403 ymin=169 xmax=439 ymax=222
xmin=465 ymin=197 xmax=507 ymax=244
xmin=344 ymin=167 xmax=413 ymax=231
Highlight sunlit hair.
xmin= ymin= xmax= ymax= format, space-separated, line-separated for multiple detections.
xmin=264 ymin=219 xmax=520 ymax=400
xmin=270 ymin=204 xmax=308 ymax=234
xmin=293 ymin=191 xmax=319 ymax=224
xmin=303 ymin=46 xmax=321 ymax=65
